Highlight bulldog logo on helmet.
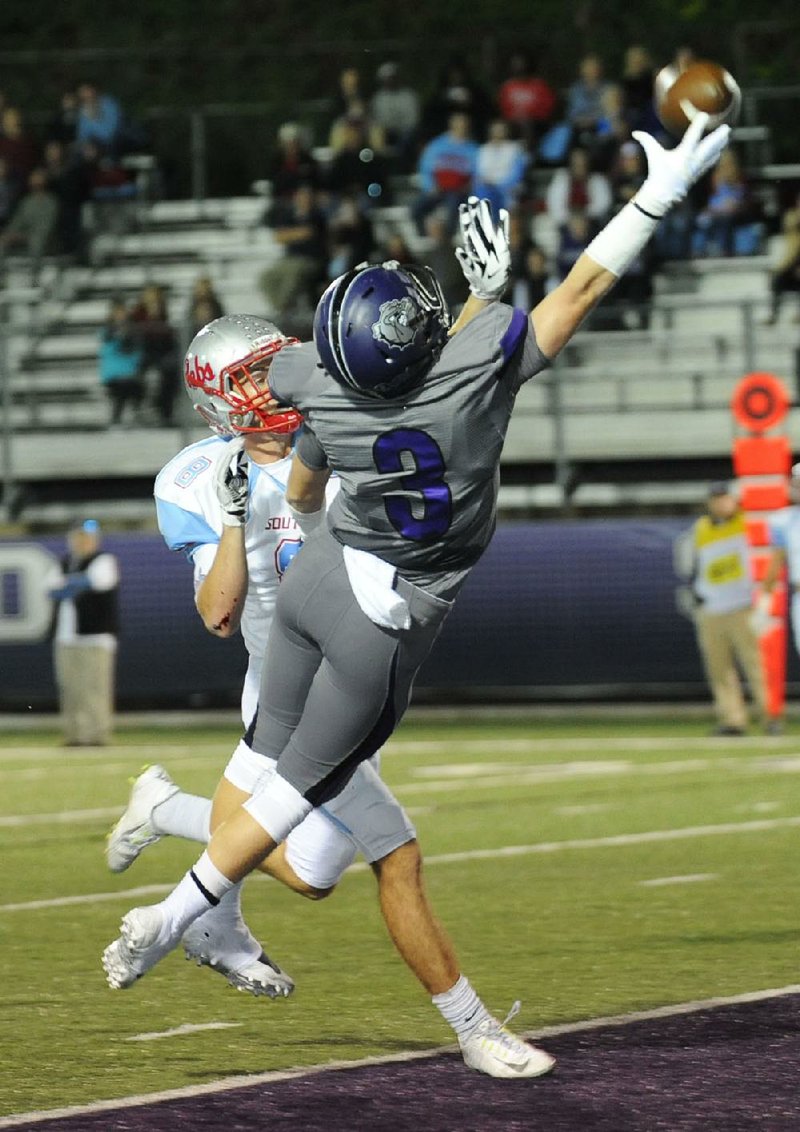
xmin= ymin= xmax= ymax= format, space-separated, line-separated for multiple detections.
xmin=371 ymin=297 xmax=420 ymax=349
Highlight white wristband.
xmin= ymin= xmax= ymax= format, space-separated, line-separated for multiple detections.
xmin=584 ymin=200 xmax=660 ymax=279
xmin=288 ymin=503 xmax=325 ymax=537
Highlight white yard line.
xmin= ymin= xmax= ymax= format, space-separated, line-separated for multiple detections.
xmin=0 ymin=755 xmax=778 ymax=826
xmin=0 ymin=885 xmax=172 ymax=913
xmin=127 ymin=1022 xmax=242 ymax=1042
xmin=2 ymin=734 xmax=798 ymax=767
xmin=0 ymin=807 xmax=121 ymax=828
xmin=638 ymin=873 xmax=719 ymax=887
xmin=2 ymin=983 xmax=798 ymax=1128
xmin=3 ymin=814 xmax=800 ymax=914
xmin=0 ymin=745 xmax=214 ymax=763
xmin=388 ymin=735 xmax=800 ymax=754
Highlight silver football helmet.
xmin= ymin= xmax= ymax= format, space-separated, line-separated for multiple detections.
xmin=183 ymin=314 xmax=302 ymax=436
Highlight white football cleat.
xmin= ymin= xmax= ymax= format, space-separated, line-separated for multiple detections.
xmin=182 ymin=917 xmax=294 ymax=999
xmin=102 ymin=905 xmax=177 ymax=989
xmin=459 ymin=1005 xmax=556 ymax=1079
xmin=106 ymin=765 xmax=178 ymax=873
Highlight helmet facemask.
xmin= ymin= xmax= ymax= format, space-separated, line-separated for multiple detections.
xmin=184 ymin=317 xmax=302 ymax=436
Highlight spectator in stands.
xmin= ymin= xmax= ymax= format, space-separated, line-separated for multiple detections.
xmin=565 ymin=54 xmax=611 ymax=152
xmin=764 ymin=192 xmax=800 ymax=324
xmin=474 ymin=119 xmax=528 ymax=214
xmin=327 ymin=108 xmax=390 ymax=205
xmin=620 ymin=45 xmax=658 ymax=133
xmin=129 ymin=284 xmax=180 ymax=427
xmin=609 ymin=139 xmax=647 ymax=210
xmin=496 ymin=52 xmax=557 ymax=149
xmin=329 ymin=100 xmax=386 ymax=159
xmin=326 ymin=191 xmax=374 ymax=280
xmin=0 ymin=156 xmax=21 ymax=232
xmin=545 ymin=146 xmax=612 ymax=229
xmin=421 ymin=59 xmax=492 ymax=141
xmin=42 ymin=139 xmax=92 ymax=260
xmin=80 ymin=139 xmax=136 ymax=201
xmin=420 ymin=211 xmax=466 ymax=313
xmin=76 ymin=82 xmax=123 ymax=157
xmin=46 ymin=90 xmax=80 ymax=149
xmin=370 ymin=61 xmax=421 ymax=172
xmin=260 ymin=183 xmax=328 ymax=321
xmin=186 ymin=275 xmax=225 ymax=338
xmin=379 ymin=231 xmax=414 ymax=264
xmin=99 ymin=298 xmax=144 ymax=428
xmin=266 ymin=122 xmax=320 ymax=200
xmin=511 ymin=241 xmax=551 ymax=310
xmin=0 ymin=167 xmax=60 ymax=283
xmin=411 ymin=111 xmax=479 ymax=236
xmin=607 ymin=237 xmax=655 ymax=330
xmin=591 ymin=85 xmax=631 ymax=172
xmin=332 ymin=66 xmax=366 ymax=121
xmin=48 ymin=519 xmax=120 ymax=747
xmin=554 ymin=208 xmax=592 ymax=281
xmin=0 ymin=107 xmax=40 ymax=184
xmin=692 ymin=148 xmax=756 ymax=257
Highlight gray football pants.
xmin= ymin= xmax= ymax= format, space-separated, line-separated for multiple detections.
xmin=249 ymin=525 xmax=453 ymax=806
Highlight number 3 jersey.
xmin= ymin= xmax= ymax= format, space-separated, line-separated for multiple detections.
xmin=269 ymin=302 xmax=550 ymax=600
xmin=155 ymin=437 xmax=306 ymax=665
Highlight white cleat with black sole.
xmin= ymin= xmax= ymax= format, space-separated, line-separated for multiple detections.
xmin=182 ymin=918 xmax=294 ymax=999
xmin=102 ymin=905 xmax=178 ymax=989
xmin=459 ymin=1004 xmax=556 ymax=1079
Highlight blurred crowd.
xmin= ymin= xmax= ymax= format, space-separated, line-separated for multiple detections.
xmin=0 ymin=82 xmax=145 ymax=280
xmin=3 ymin=46 xmax=799 ymax=431
xmin=255 ymin=44 xmax=773 ymax=332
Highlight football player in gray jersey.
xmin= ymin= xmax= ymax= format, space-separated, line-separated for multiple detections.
xmin=104 ymin=114 xmax=729 ymax=1078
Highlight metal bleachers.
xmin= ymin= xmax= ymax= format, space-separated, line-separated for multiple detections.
xmin=3 ymin=188 xmax=797 ymax=523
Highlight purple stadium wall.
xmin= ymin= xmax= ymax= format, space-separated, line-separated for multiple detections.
xmin=1 ymin=520 xmax=791 ymax=708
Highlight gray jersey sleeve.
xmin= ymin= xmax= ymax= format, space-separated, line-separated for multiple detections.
xmin=445 ymin=304 xmax=550 ymax=395
xmin=269 ymin=341 xmax=323 ymax=409
xmin=295 ymin=425 xmax=329 ymax=471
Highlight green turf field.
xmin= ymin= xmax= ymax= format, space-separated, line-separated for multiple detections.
xmin=1 ymin=713 xmax=798 ymax=1118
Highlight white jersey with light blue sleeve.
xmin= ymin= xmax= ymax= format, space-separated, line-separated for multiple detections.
xmin=767 ymin=506 xmax=800 ymax=584
xmin=270 ymin=302 xmax=549 ymax=598
xmin=154 ymin=436 xmax=305 ymax=719
xmin=767 ymin=505 xmax=800 ymax=655
xmin=155 ymin=437 xmax=414 ymax=873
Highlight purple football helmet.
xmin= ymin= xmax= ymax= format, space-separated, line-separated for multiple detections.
xmin=313 ymin=261 xmax=450 ymax=398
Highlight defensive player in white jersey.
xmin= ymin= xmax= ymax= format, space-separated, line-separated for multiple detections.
xmin=105 ymin=115 xmax=730 ymax=1078
xmin=760 ymin=462 xmax=800 ymax=658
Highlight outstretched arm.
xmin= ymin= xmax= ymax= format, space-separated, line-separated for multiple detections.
xmin=532 ymin=113 xmax=731 ymax=358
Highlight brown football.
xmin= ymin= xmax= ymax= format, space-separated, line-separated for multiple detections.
xmin=654 ymin=60 xmax=741 ymax=136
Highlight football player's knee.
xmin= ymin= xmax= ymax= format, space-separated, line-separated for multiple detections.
xmin=295 ymin=881 xmax=335 ymax=901
xmin=373 ymin=839 xmax=422 ymax=884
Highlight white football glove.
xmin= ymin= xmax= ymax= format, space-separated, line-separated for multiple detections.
xmin=633 ymin=113 xmax=732 ymax=218
xmin=213 ymin=437 xmax=249 ymax=527
xmin=455 ymin=196 xmax=511 ymax=300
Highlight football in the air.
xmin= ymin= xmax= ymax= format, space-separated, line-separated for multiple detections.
xmin=654 ymin=60 xmax=741 ymax=136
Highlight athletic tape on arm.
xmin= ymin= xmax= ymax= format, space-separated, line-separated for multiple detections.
xmin=584 ymin=200 xmax=660 ymax=278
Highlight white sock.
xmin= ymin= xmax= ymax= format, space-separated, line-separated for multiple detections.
xmin=157 ymin=850 xmax=236 ymax=942
xmin=151 ymin=791 xmax=211 ymax=842
xmin=432 ymin=975 xmax=493 ymax=1041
